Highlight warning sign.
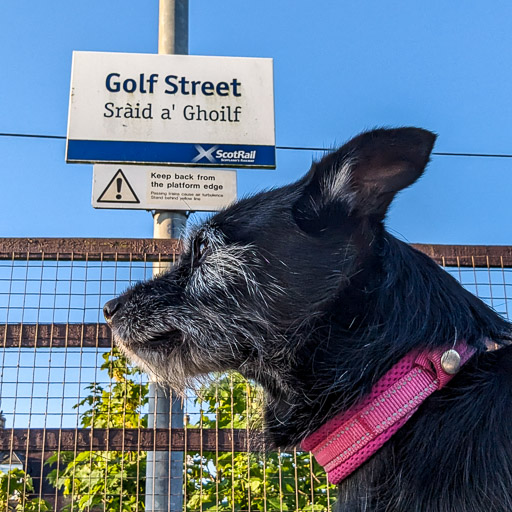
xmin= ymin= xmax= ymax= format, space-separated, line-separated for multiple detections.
xmin=97 ymin=169 xmax=140 ymax=203
xmin=92 ymin=165 xmax=237 ymax=211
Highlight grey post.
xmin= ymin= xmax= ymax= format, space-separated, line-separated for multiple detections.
xmin=146 ymin=1 xmax=189 ymax=511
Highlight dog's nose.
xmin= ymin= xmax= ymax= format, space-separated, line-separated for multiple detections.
xmin=103 ymin=297 xmax=125 ymax=323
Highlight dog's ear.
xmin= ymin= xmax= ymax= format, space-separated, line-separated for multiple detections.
xmin=293 ymin=127 xmax=436 ymax=232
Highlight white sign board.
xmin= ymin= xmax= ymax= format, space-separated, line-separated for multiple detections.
xmin=67 ymin=52 xmax=275 ymax=168
xmin=92 ymin=165 xmax=237 ymax=211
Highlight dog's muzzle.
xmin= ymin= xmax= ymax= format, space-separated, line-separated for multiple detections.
xmin=103 ymin=296 xmax=127 ymax=324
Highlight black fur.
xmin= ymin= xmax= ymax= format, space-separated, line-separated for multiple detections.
xmin=105 ymin=127 xmax=512 ymax=511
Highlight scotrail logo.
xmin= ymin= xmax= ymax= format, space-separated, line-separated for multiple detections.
xmin=192 ymin=144 xmax=257 ymax=164
xmin=192 ymin=145 xmax=219 ymax=163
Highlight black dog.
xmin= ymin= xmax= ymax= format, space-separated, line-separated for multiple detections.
xmin=104 ymin=128 xmax=512 ymax=511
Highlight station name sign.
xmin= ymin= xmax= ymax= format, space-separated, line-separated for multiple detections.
xmin=66 ymin=52 xmax=275 ymax=168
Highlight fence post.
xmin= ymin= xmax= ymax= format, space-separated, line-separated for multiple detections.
xmin=146 ymin=2 xmax=189 ymax=510
xmin=147 ymin=214 xmax=187 ymax=512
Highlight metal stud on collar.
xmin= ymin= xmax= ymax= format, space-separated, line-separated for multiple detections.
xmin=440 ymin=349 xmax=461 ymax=374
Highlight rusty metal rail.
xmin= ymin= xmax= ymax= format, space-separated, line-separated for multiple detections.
xmin=1 ymin=237 xmax=512 ymax=267
xmin=0 ymin=428 xmax=261 ymax=452
xmin=413 ymin=243 xmax=512 ymax=268
xmin=0 ymin=238 xmax=181 ymax=262
xmin=1 ymin=323 xmax=112 ymax=348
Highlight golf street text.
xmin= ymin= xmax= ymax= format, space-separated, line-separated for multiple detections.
xmin=105 ymin=73 xmax=242 ymax=96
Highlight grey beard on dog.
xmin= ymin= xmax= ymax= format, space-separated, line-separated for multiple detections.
xmin=104 ymin=128 xmax=512 ymax=512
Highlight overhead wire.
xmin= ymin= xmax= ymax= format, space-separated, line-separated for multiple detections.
xmin=1 ymin=132 xmax=512 ymax=158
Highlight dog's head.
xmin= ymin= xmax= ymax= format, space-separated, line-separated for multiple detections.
xmin=104 ymin=127 xmax=436 ymax=393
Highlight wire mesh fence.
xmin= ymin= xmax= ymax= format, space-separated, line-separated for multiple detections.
xmin=0 ymin=238 xmax=510 ymax=511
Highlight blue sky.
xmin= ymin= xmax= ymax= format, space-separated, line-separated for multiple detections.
xmin=1 ymin=1 xmax=511 ymax=243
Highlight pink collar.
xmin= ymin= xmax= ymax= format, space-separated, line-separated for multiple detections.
xmin=301 ymin=341 xmax=476 ymax=484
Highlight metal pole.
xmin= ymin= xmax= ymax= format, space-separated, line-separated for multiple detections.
xmin=146 ymin=2 xmax=189 ymax=511
xmin=158 ymin=0 xmax=188 ymax=54
xmin=147 ymin=214 xmax=186 ymax=512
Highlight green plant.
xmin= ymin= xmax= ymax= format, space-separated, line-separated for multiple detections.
xmin=186 ymin=373 xmax=335 ymax=511
xmin=47 ymin=349 xmax=149 ymax=511
xmin=47 ymin=350 xmax=334 ymax=511
xmin=0 ymin=468 xmax=51 ymax=511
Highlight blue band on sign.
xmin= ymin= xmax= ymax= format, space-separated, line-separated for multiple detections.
xmin=66 ymin=140 xmax=276 ymax=168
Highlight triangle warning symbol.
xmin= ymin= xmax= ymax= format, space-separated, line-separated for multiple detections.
xmin=97 ymin=169 xmax=140 ymax=204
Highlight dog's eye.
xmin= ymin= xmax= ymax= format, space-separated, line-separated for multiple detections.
xmin=193 ymin=237 xmax=209 ymax=265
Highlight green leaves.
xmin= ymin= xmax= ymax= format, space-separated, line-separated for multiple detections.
xmin=46 ymin=348 xmax=149 ymax=511
xmin=186 ymin=372 xmax=335 ymax=511
xmin=43 ymin=350 xmax=334 ymax=510
xmin=75 ymin=349 xmax=149 ymax=430
xmin=0 ymin=468 xmax=51 ymax=511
